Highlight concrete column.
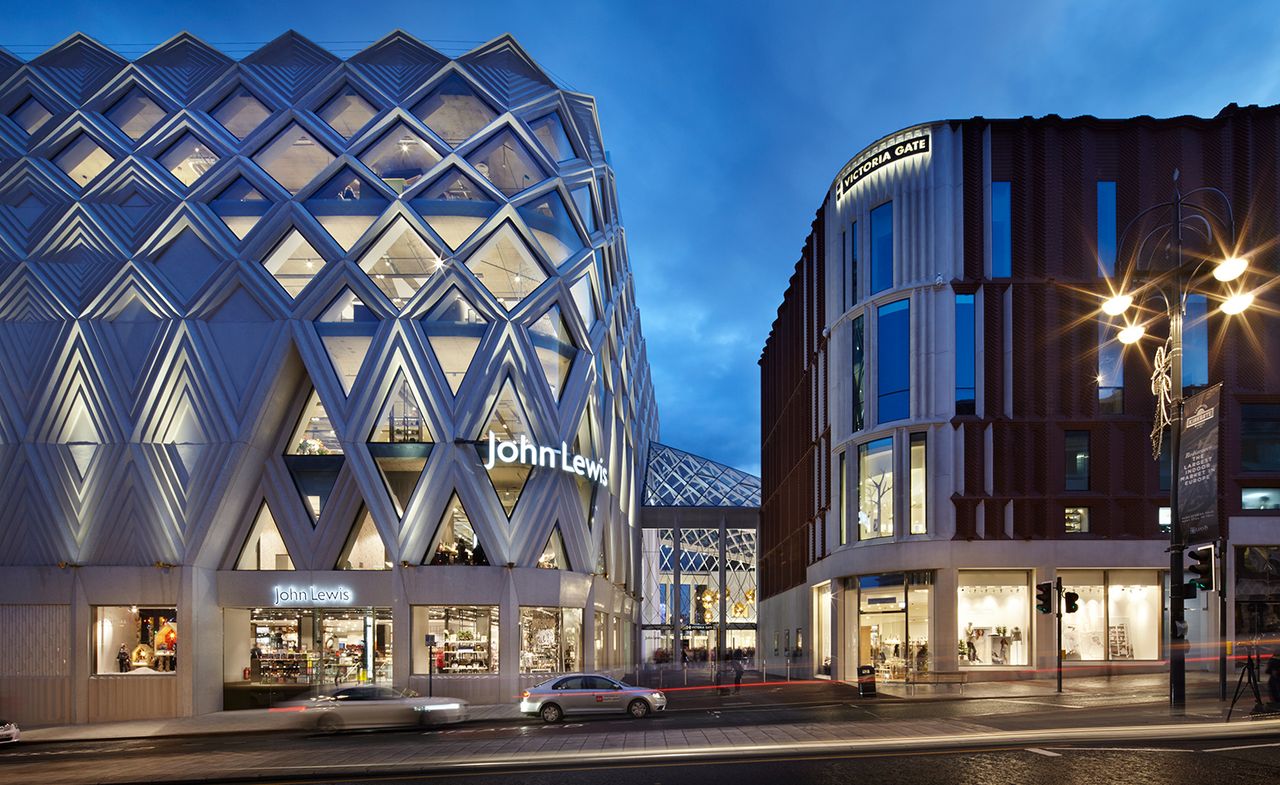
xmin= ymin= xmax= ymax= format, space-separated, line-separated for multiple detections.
xmin=934 ymin=568 xmax=959 ymax=673
xmin=181 ymin=566 xmax=221 ymax=716
xmin=391 ymin=564 xmax=410 ymax=689
xmin=499 ymin=570 xmax=520 ymax=700
xmin=70 ymin=571 xmax=89 ymax=724
xmin=583 ymin=587 xmax=597 ymax=672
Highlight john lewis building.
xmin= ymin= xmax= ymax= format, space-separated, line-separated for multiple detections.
xmin=760 ymin=108 xmax=1280 ymax=685
xmin=0 ymin=30 xmax=662 ymax=723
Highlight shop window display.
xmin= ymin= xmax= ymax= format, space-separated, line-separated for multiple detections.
xmin=813 ymin=583 xmax=832 ymax=676
xmin=857 ymin=572 xmax=931 ymax=680
xmin=231 ymin=607 xmax=392 ymax=686
xmin=858 ymin=437 xmax=893 ymax=539
xmin=412 ymin=606 xmax=498 ymax=674
xmin=1060 ymin=570 xmax=1106 ymax=661
xmin=94 ymin=606 xmax=178 ymax=674
xmin=519 ymin=606 xmax=582 ymax=674
xmin=956 ymin=570 xmax=1029 ymax=667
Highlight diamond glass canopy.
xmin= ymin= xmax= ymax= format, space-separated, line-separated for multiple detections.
xmin=643 ymin=443 xmax=761 ymax=508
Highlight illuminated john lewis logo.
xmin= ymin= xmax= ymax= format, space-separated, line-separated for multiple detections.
xmin=482 ymin=431 xmax=609 ymax=487
xmin=273 ymin=586 xmax=353 ymax=606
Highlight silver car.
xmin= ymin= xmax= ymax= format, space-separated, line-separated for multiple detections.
xmin=519 ymin=673 xmax=667 ymax=722
xmin=293 ymin=686 xmax=469 ymax=732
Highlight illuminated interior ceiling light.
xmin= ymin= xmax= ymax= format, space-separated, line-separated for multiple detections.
xmin=1118 ymin=323 xmax=1145 ymax=344
xmin=1213 ymin=256 xmax=1248 ymax=282
xmin=1220 ymin=291 xmax=1254 ymax=315
xmin=1101 ymin=294 xmax=1132 ymax=316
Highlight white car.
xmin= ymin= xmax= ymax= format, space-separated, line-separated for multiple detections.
xmin=294 ymin=686 xmax=469 ymax=732
xmin=0 ymin=719 xmax=19 ymax=743
xmin=519 ymin=674 xmax=667 ymax=722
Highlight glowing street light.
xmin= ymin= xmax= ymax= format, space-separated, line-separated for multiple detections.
xmin=1102 ymin=293 xmax=1133 ymax=316
xmin=1213 ymin=256 xmax=1248 ymax=282
xmin=1117 ymin=323 xmax=1146 ymax=344
xmin=1220 ymin=291 xmax=1254 ymax=315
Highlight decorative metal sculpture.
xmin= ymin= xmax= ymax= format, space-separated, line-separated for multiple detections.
xmin=1150 ymin=338 xmax=1174 ymax=459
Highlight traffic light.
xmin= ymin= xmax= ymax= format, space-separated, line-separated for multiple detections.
xmin=1064 ymin=591 xmax=1079 ymax=614
xmin=1036 ymin=581 xmax=1054 ymax=614
xmin=1188 ymin=546 xmax=1215 ymax=591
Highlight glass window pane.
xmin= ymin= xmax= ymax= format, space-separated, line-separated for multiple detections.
xmin=413 ymin=73 xmax=496 ymax=147
xmin=1097 ymin=181 xmax=1116 ymax=276
xmin=369 ymin=374 xmax=431 ymax=444
xmin=210 ymin=177 xmax=269 ymax=240
xmin=427 ymin=493 xmax=487 ymax=565
xmin=1065 ymin=506 xmax=1090 ymax=533
xmin=306 ymin=170 xmax=389 ymax=251
xmin=955 ymin=294 xmax=975 ymax=414
xmin=877 ymin=299 xmax=910 ymax=423
xmin=360 ymin=123 xmax=441 ymax=193
xmin=9 ymin=96 xmax=52 ymax=135
xmin=991 ymin=181 xmax=1011 ymax=277
xmin=254 ymin=123 xmax=335 ymax=194
xmin=1183 ymin=294 xmax=1208 ymax=389
xmin=1106 ymin=570 xmax=1160 ymax=659
xmin=54 ymin=134 xmax=114 ymax=187
xmin=411 ymin=169 xmax=495 ymax=250
xmin=957 ymin=570 xmax=1029 ymax=666
xmin=287 ymin=389 xmax=342 ymax=455
xmin=421 ymin=288 xmax=486 ymax=394
xmin=569 ymin=185 xmax=597 ymax=234
xmin=858 ymin=437 xmax=893 ymax=539
xmin=413 ymin=606 xmax=498 ymax=674
xmin=870 ymin=202 xmax=892 ymax=294
xmin=235 ymin=503 xmax=294 ymax=570
xmin=530 ymin=303 xmax=577 ymax=400
xmin=1241 ymin=404 xmax=1280 ymax=472
xmin=477 ymin=378 xmax=534 ymax=518
xmin=519 ymin=607 xmax=581 ymax=674
xmin=212 ymin=87 xmax=270 ymax=140
xmin=910 ymin=433 xmax=926 ymax=534
xmin=263 ymin=229 xmax=327 ymax=299
xmin=851 ymin=315 xmax=864 ymax=431
xmin=1064 ymin=431 xmax=1090 ymax=491
xmin=1098 ymin=321 xmax=1123 ymax=414
xmin=1243 ymin=488 xmax=1280 ymax=510
xmin=528 ymin=112 xmax=575 ymax=162
xmin=537 ymin=527 xmax=570 ymax=570
xmin=466 ymin=129 xmax=546 ymax=198
xmin=95 ymin=607 xmax=178 ymax=673
xmin=158 ymin=133 xmax=218 ymax=187
xmin=338 ymin=508 xmax=389 ymax=570
xmin=317 ymin=85 xmax=376 ymax=139
xmin=106 ymin=88 xmax=166 ymax=141
xmin=357 ymin=219 xmax=442 ymax=308
xmin=315 ymin=289 xmax=380 ymax=395
xmin=838 ymin=452 xmax=847 ymax=545
xmin=465 ymin=224 xmax=548 ymax=310
xmin=518 ymin=190 xmax=583 ymax=267
xmin=1059 ymin=571 xmax=1105 ymax=660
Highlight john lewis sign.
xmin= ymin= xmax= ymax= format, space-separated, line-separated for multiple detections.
xmin=482 ymin=431 xmax=609 ymax=487
xmin=273 ymin=585 xmax=353 ymax=606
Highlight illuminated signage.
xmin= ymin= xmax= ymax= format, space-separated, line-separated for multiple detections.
xmin=837 ymin=133 xmax=930 ymax=197
xmin=273 ymin=585 xmax=352 ymax=606
xmin=482 ymin=431 xmax=609 ymax=487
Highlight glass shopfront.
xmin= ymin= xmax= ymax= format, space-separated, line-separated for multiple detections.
xmin=814 ymin=583 xmax=832 ymax=676
xmin=957 ymin=570 xmax=1029 ymax=667
xmin=1059 ymin=570 xmax=1161 ymax=661
xmin=226 ymin=607 xmax=392 ymax=687
xmin=519 ymin=607 xmax=582 ymax=674
xmin=412 ymin=606 xmax=498 ymax=674
xmin=94 ymin=606 xmax=178 ymax=674
xmin=856 ymin=572 xmax=932 ymax=680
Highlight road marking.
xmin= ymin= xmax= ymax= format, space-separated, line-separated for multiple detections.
xmin=1025 ymin=748 xmax=1061 ymax=757
xmin=1053 ymin=747 xmax=1193 ymax=753
xmin=998 ymin=698 xmax=1086 ymax=709
xmin=1204 ymin=741 xmax=1280 ymax=752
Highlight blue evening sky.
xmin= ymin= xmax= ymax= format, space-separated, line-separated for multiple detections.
xmin=3 ymin=0 xmax=1278 ymax=475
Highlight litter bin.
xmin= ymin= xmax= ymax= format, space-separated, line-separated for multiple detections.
xmin=857 ymin=665 xmax=877 ymax=697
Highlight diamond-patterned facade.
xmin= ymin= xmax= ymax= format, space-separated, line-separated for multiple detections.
xmin=0 ymin=31 xmax=671 ymax=724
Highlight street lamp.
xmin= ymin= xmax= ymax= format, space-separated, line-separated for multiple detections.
xmin=1098 ymin=170 xmax=1255 ymax=713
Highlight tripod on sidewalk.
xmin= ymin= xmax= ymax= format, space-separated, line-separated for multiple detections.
xmin=1226 ymin=643 xmax=1265 ymax=722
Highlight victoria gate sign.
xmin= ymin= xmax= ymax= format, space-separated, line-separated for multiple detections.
xmin=482 ymin=432 xmax=609 ymax=487
xmin=837 ymin=133 xmax=930 ymax=197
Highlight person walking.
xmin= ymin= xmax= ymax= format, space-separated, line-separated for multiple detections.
xmin=732 ymin=656 xmax=745 ymax=693
xmin=1266 ymin=649 xmax=1280 ymax=704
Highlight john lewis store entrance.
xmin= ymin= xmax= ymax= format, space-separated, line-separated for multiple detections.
xmin=224 ymin=607 xmax=393 ymax=709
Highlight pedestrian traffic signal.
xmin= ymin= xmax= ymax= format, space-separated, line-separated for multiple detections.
xmin=1188 ymin=546 xmax=1214 ymax=591
xmin=1064 ymin=591 xmax=1079 ymax=614
xmin=1036 ymin=581 xmax=1053 ymax=614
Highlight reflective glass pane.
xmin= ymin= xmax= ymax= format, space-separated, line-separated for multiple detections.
xmin=253 ymin=123 xmax=335 ymax=193
xmin=518 ymin=190 xmax=583 ymax=267
xmin=413 ymin=73 xmax=497 ymax=146
xmin=991 ymin=181 xmax=1011 ymax=277
xmin=877 ymin=299 xmax=909 ymax=423
xmin=1183 ymin=294 xmax=1208 ymax=389
xmin=528 ymin=112 xmax=575 ymax=162
xmin=569 ymin=185 xmax=596 ymax=234
xmin=318 ymin=85 xmax=376 ymax=139
xmin=210 ymin=177 xmax=269 ymax=240
xmin=305 ymin=170 xmax=388 ymax=251
xmin=212 ymin=87 xmax=270 ymax=140
xmin=465 ymin=225 xmax=548 ymax=310
xmin=360 ymin=122 xmax=441 ymax=192
xmin=1097 ymin=181 xmax=1116 ymax=276
xmin=427 ymin=493 xmax=487 ymax=565
xmin=106 ymin=88 xmax=166 ymax=141
xmin=316 ymin=289 xmax=380 ymax=395
xmin=287 ymin=389 xmax=342 ymax=455
xmin=909 ymin=433 xmax=926 ymax=534
xmin=369 ymin=373 xmax=431 ymax=444
xmin=858 ymin=437 xmax=893 ymax=539
xmin=570 ymin=272 xmax=597 ymax=330
xmin=338 ymin=508 xmax=389 ymax=570
xmin=465 ymin=129 xmax=545 ymax=197
xmin=263 ymin=229 xmax=326 ymax=299
xmin=9 ymin=96 xmax=52 ymax=135
xmin=54 ymin=134 xmax=114 ymax=187
xmin=421 ymin=288 xmax=486 ymax=394
xmin=851 ymin=314 xmax=864 ymax=431
xmin=158 ymin=133 xmax=218 ymax=187
xmin=956 ymin=294 xmax=975 ymax=414
xmin=1064 ymin=431 xmax=1090 ymax=491
xmin=538 ymin=527 xmax=569 ymax=570
xmin=412 ymin=169 xmax=494 ymax=250
xmin=357 ymin=219 xmax=441 ymax=307
xmin=236 ymin=503 xmax=294 ymax=570
xmin=530 ymin=303 xmax=576 ymax=400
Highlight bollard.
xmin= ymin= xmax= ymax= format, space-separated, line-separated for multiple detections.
xmin=786 ymin=658 xmax=791 ymax=682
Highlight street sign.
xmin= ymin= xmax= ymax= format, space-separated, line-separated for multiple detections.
xmin=1179 ymin=383 xmax=1222 ymax=545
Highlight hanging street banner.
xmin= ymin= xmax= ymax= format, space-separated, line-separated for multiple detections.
xmin=1179 ymin=383 xmax=1222 ymax=545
